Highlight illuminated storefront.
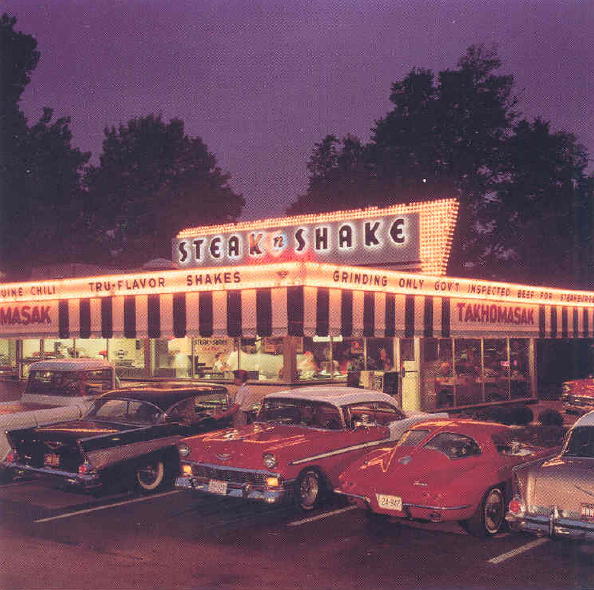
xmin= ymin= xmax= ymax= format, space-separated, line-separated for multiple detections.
xmin=0 ymin=199 xmax=592 ymax=411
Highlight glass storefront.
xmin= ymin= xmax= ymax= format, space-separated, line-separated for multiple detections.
xmin=3 ymin=333 xmax=535 ymax=411
xmin=423 ymin=337 xmax=532 ymax=410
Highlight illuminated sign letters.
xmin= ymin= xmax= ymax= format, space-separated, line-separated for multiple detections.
xmin=173 ymin=215 xmax=419 ymax=269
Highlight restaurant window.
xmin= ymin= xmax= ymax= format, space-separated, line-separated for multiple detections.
xmin=424 ymin=338 xmax=454 ymax=409
xmin=154 ymin=338 xmax=192 ymax=378
xmin=483 ymin=339 xmax=510 ymax=401
xmin=331 ymin=337 xmax=364 ymax=384
xmin=454 ymin=339 xmax=482 ymax=406
xmin=297 ymin=337 xmax=332 ymax=381
xmin=108 ymin=338 xmax=146 ymax=379
xmin=0 ymin=340 xmax=17 ymax=376
xmin=44 ymin=338 xmax=76 ymax=359
xmin=510 ymin=339 xmax=530 ymax=398
xmin=192 ymin=337 xmax=236 ymax=379
xmin=366 ymin=338 xmax=394 ymax=372
xmin=237 ymin=338 xmax=283 ymax=381
xmin=74 ymin=339 xmax=110 ymax=361
xmin=20 ymin=339 xmax=44 ymax=377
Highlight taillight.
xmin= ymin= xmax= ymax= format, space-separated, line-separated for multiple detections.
xmin=4 ymin=450 xmax=18 ymax=463
xmin=78 ymin=461 xmax=94 ymax=475
xmin=508 ymin=497 xmax=524 ymax=514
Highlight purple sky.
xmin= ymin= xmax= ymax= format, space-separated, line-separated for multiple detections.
xmin=5 ymin=0 xmax=594 ymax=220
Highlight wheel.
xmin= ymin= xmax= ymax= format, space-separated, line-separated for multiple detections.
xmin=460 ymin=486 xmax=506 ymax=537
xmin=135 ymin=457 xmax=167 ymax=492
xmin=295 ymin=469 xmax=325 ymax=511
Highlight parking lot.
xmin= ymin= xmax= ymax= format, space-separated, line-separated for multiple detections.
xmin=0 ymin=379 xmax=591 ymax=590
xmin=0 ymin=456 xmax=592 ymax=589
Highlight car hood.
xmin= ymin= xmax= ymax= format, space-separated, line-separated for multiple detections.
xmin=185 ymin=422 xmax=350 ymax=470
xmin=526 ymin=456 xmax=594 ymax=511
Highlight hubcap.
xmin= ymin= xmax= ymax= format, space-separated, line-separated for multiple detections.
xmin=300 ymin=473 xmax=319 ymax=508
xmin=484 ymin=489 xmax=504 ymax=534
xmin=138 ymin=462 xmax=161 ymax=487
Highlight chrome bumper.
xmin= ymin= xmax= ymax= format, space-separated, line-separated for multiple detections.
xmin=175 ymin=473 xmax=290 ymax=504
xmin=1 ymin=461 xmax=100 ymax=488
xmin=507 ymin=511 xmax=594 ymax=541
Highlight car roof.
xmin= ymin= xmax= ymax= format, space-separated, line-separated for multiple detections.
xmin=97 ymin=385 xmax=228 ymax=411
xmin=574 ymin=410 xmax=594 ymax=427
xmin=28 ymin=358 xmax=114 ymax=372
xmin=264 ymin=386 xmax=399 ymax=408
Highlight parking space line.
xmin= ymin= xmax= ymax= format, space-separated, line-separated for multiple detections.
xmin=33 ymin=490 xmax=181 ymax=524
xmin=288 ymin=505 xmax=357 ymax=527
xmin=488 ymin=538 xmax=550 ymax=564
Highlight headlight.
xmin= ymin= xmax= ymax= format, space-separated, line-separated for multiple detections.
xmin=263 ymin=453 xmax=277 ymax=469
xmin=178 ymin=443 xmax=190 ymax=458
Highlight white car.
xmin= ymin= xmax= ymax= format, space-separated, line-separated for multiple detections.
xmin=506 ymin=410 xmax=594 ymax=541
xmin=0 ymin=358 xmax=117 ymax=465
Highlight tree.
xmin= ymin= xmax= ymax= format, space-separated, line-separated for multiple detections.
xmin=0 ymin=14 xmax=89 ymax=278
xmin=287 ymin=134 xmax=373 ymax=214
xmin=83 ymin=114 xmax=245 ymax=265
xmin=287 ymin=45 xmax=591 ymax=284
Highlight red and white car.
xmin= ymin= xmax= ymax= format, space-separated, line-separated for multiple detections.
xmin=335 ymin=419 xmax=558 ymax=536
xmin=175 ymin=387 xmax=442 ymax=510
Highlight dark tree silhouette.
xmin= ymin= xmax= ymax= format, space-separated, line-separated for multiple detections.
xmin=288 ymin=45 xmax=592 ymax=285
xmin=83 ymin=114 xmax=245 ymax=265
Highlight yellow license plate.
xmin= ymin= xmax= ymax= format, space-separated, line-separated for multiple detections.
xmin=44 ymin=453 xmax=60 ymax=467
xmin=376 ymin=493 xmax=403 ymax=512
xmin=208 ymin=479 xmax=228 ymax=495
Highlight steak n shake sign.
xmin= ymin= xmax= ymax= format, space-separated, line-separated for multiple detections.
xmin=173 ymin=214 xmax=420 ymax=269
xmin=173 ymin=200 xmax=461 ymax=275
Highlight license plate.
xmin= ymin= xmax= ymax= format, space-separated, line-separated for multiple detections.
xmin=581 ymin=503 xmax=594 ymax=521
xmin=376 ymin=493 xmax=403 ymax=512
xmin=43 ymin=453 xmax=60 ymax=467
xmin=208 ymin=479 xmax=228 ymax=495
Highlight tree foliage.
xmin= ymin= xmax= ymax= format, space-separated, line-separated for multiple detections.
xmin=83 ymin=114 xmax=245 ymax=265
xmin=0 ymin=14 xmax=89 ymax=278
xmin=288 ymin=45 xmax=592 ymax=285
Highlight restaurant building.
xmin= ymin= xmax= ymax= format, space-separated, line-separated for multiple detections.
xmin=1 ymin=198 xmax=592 ymax=412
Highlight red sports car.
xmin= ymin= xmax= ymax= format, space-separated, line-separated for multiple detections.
xmin=335 ymin=419 xmax=558 ymax=536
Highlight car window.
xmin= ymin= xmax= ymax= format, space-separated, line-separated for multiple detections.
xmin=346 ymin=403 xmax=376 ymax=428
xmin=26 ymin=369 xmax=113 ymax=397
xmin=88 ymin=399 xmax=161 ymax=424
xmin=375 ymin=402 xmax=405 ymax=425
xmin=258 ymin=399 xmax=342 ymax=429
xmin=424 ymin=432 xmax=482 ymax=459
xmin=564 ymin=427 xmax=594 ymax=458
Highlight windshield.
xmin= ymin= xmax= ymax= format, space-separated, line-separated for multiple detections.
xmin=26 ymin=369 xmax=113 ymax=397
xmin=258 ymin=399 xmax=342 ymax=430
xmin=564 ymin=427 xmax=594 ymax=458
xmin=87 ymin=398 xmax=161 ymax=425
xmin=396 ymin=429 xmax=430 ymax=447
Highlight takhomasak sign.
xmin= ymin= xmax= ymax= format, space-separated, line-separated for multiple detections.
xmin=172 ymin=214 xmax=421 ymax=269
xmin=0 ymin=303 xmax=57 ymax=336
xmin=450 ymin=299 xmax=539 ymax=336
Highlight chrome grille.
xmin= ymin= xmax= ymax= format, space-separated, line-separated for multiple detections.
xmin=191 ymin=464 xmax=266 ymax=485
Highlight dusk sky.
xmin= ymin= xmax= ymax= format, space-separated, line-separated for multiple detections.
xmin=4 ymin=0 xmax=594 ymax=221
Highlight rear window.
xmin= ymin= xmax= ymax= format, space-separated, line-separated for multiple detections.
xmin=424 ymin=432 xmax=482 ymax=460
xmin=26 ymin=369 xmax=113 ymax=397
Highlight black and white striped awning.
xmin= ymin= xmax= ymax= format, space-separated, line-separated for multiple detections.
xmin=54 ymin=287 xmax=594 ymax=340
